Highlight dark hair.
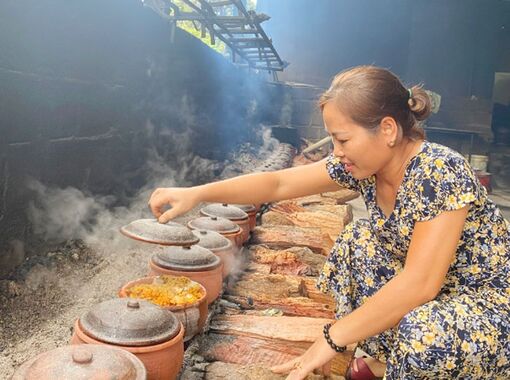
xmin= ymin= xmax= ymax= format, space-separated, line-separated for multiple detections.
xmin=319 ymin=66 xmax=431 ymax=140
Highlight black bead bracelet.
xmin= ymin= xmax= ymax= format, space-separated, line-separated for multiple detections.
xmin=323 ymin=323 xmax=347 ymax=353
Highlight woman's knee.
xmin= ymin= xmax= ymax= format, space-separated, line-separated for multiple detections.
xmin=394 ymin=307 xmax=439 ymax=369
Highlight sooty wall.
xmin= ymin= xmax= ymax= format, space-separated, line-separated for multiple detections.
xmin=0 ymin=0 xmax=278 ymax=277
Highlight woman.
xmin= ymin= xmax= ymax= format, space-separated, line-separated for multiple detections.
xmin=148 ymin=66 xmax=510 ymax=379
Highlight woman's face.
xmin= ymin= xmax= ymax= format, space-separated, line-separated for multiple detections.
xmin=323 ymin=102 xmax=391 ymax=179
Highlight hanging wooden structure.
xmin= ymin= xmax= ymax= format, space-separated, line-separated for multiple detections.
xmin=143 ymin=0 xmax=288 ymax=75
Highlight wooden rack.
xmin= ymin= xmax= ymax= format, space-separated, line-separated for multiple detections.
xmin=143 ymin=0 xmax=288 ymax=77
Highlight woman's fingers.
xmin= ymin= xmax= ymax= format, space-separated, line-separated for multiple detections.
xmin=148 ymin=188 xmax=183 ymax=222
xmin=148 ymin=188 xmax=167 ymax=218
xmin=271 ymin=358 xmax=311 ymax=380
xmin=148 ymin=187 xmax=198 ymax=223
xmin=270 ymin=358 xmax=298 ymax=374
xmin=158 ymin=206 xmax=180 ymax=224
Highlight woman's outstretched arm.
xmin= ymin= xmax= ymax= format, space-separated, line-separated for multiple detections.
xmin=149 ymin=158 xmax=341 ymax=223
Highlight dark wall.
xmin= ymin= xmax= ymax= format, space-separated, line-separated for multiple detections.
xmin=496 ymin=2 xmax=510 ymax=73
xmin=258 ymin=0 xmax=413 ymax=87
xmin=406 ymin=0 xmax=500 ymax=99
xmin=258 ymin=0 xmax=504 ymax=143
xmin=258 ymin=0 xmax=501 ymax=98
xmin=405 ymin=0 xmax=501 ymax=139
xmin=0 ymin=0 xmax=274 ymax=276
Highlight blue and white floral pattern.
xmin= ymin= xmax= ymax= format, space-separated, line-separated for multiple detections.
xmin=317 ymin=141 xmax=510 ymax=379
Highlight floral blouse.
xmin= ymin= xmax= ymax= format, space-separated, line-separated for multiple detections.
xmin=325 ymin=141 xmax=510 ymax=293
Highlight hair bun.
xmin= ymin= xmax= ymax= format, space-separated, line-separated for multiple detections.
xmin=408 ymin=86 xmax=431 ymax=121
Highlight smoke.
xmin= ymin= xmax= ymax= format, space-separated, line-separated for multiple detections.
xmin=26 ymin=123 xmax=279 ymax=256
xmin=259 ymin=125 xmax=279 ymax=154
xmin=27 ymin=179 xmax=139 ymax=250
xmin=228 ymin=246 xmax=249 ymax=279
xmin=143 ymin=126 xmax=223 ymax=187
xmin=26 ymin=126 xmax=222 ymax=252
xmin=24 ymin=264 xmax=59 ymax=291
xmin=279 ymin=92 xmax=293 ymax=127
xmin=28 ymin=181 xmax=115 ymax=242
xmin=0 ymin=240 xmax=25 ymax=278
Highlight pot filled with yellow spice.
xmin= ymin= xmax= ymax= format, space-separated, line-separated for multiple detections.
xmin=119 ymin=275 xmax=207 ymax=342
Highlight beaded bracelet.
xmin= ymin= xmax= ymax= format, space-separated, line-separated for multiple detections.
xmin=323 ymin=323 xmax=347 ymax=353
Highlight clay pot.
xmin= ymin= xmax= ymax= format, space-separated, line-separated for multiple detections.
xmin=149 ymin=245 xmax=223 ymax=304
xmin=70 ymin=298 xmax=184 ymax=380
xmin=187 ymin=216 xmax=243 ymax=248
xmin=119 ymin=276 xmax=208 ymax=342
xmin=230 ymin=204 xmax=257 ymax=231
xmin=120 ymin=219 xmax=199 ymax=246
xmin=12 ymin=344 xmax=147 ymax=380
xmin=192 ymin=229 xmax=236 ymax=277
xmin=200 ymin=203 xmax=251 ymax=243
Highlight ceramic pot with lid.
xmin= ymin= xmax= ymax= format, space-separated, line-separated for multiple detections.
xmin=192 ymin=229 xmax=236 ymax=278
xmin=230 ymin=204 xmax=257 ymax=231
xmin=70 ymin=298 xmax=184 ymax=380
xmin=12 ymin=344 xmax=147 ymax=380
xmin=119 ymin=275 xmax=208 ymax=342
xmin=200 ymin=204 xmax=250 ymax=243
xmin=148 ymin=245 xmax=223 ymax=304
xmin=120 ymin=219 xmax=199 ymax=246
xmin=187 ymin=216 xmax=243 ymax=248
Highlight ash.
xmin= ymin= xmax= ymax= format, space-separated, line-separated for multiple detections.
xmin=0 ymin=137 xmax=295 ymax=378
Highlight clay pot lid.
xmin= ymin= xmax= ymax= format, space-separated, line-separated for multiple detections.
xmin=188 ymin=216 xmax=240 ymax=234
xmin=200 ymin=203 xmax=248 ymax=221
xmin=120 ymin=219 xmax=199 ymax=246
xmin=12 ymin=345 xmax=147 ymax=380
xmin=79 ymin=298 xmax=180 ymax=346
xmin=192 ymin=230 xmax=232 ymax=251
xmin=152 ymin=245 xmax=221 ymax=271
xmin=230 ymin=203 xmax=257 ymax=214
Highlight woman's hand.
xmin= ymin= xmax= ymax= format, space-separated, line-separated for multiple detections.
xmin=271 ymin=353 xmax=332 ymax=380
xmin=148 ymin=187 xmax=200 ymax=223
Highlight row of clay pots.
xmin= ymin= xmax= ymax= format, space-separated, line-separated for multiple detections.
xmin=119 ymin=202 xmax=257 ymax=255
xmin=108 ymin=204 xmax=260 ymax=377
xmin=12 ymin=203 xmax=260 ymax=380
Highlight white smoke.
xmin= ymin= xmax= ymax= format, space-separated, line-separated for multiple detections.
xmin=279 ymin=92 xmax=293 ymax=127
xmin=26 ymin=123 xmax=280 ymax=256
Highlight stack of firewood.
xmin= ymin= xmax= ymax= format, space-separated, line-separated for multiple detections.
xmin=176 ymin=187 xmax=358 ymax=380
